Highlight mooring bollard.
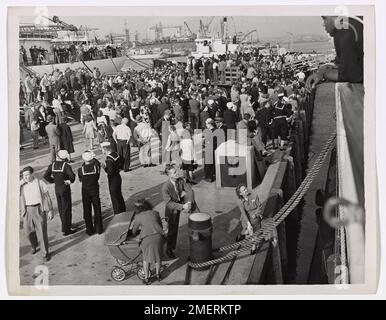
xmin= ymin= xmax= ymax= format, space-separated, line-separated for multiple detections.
xmin=188 ymin=213 xmax=213 ymax=268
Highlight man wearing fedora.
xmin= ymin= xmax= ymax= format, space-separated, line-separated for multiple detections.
xmin=43 ymin=150 xmax=78 ymax=236
xmin=78 ymin=150 xmax=103 ymax=235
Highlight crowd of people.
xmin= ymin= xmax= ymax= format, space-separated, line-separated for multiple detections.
xmin=20 ymin=43 xmax=123 ymax=66
xmin=18 ymin=14 xmax=365 ymax=285
xmin=19 ymin=47 xmax=311 ymax=281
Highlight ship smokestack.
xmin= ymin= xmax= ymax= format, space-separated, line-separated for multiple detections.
xmin=223 ymin=17 xmax=228 ymax=42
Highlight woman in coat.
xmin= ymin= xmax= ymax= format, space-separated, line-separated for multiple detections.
xmin=235 ymin=184 xmax=263 ymax=254
xmin=58 ymin=118 xmax=75 ymax=162
xmin=131 ymin=199 xmax=165 ymax=285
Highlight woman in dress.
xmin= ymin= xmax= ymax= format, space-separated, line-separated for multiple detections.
xmin=179 ymin=128 xmax=197 ymax=184
xmin=235 ymin=184 xmax=263 ymax=254
xmin=82 ymin=115 xmax=97 ymax=150
xmin=131 ymin=199 xmax=166 ymax=285
xmin=36 ymin=105 xmax=49 ymax=143
xmin=96 ymin=110 xmax=109 ymax=143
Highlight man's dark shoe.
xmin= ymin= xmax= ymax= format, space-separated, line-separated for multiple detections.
xmin=166 ymin=249 xmax=176 ymax=259
xmin=63 ymin=228 xmax=78 ymax=236
xmin=43 ymin=253 xmax=51 ymax=262
xmin=31 ymin=247 xmax=38 ymax=255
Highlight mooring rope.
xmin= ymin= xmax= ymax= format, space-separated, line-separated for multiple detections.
xmin=188 ymin=132 xmax=337 ymax=269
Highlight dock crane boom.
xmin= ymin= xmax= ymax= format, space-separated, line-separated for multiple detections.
xmin=184 ymin=21 xmax=194 ymax=36
xmin=240 ymin=29 xmax=259 ymax=43
xmin=43 ymin=15 xmax=78 ymax=32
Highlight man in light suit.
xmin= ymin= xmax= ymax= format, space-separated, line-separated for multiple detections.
xmin=45 ymin=115 xmax=60 ymax=163
xmin=161 ymin=163 xmax=198 ymax=258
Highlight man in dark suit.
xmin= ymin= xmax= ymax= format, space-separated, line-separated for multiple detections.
xmin=188 ymin=94 xmax=201 ymax=130
xmin=161 ymin=164 xmax=198 ymax=258
xmin=223 ymin=102 xmax=238 ymax=131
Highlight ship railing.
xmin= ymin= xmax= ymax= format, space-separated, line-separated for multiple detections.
xmin=23 ymin=48 xmax=124 ymax=66
xmin=284 ymin=54 xmax=332 ymax=72
xmin=321 ymin=83 xmax=365 ymax=285
xmin=195 ymin=66 xmax=241 ymax=85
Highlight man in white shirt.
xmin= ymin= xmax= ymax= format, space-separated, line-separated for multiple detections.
xmin=20 ymin=166 xmax=53 ymax=261
xmin=107 ymin=104 xmax=117 ymax=123
xmin=295 ymin=69 xmax=306 ymax=83
xmin=39 ymin=73 xmax=50 ymax=102
xmin=212 ymin=59 xmax=219 ymax=83
xmin=24 ymin=74 xmax=34 ymax=104
xmin=113 ymin=117 xmax=132 ymax=172
xmin=133 ymin=115 xmax=155 ymax=167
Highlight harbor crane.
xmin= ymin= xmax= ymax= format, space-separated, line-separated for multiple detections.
xmin=184 ymin=21 xmax=194 ymax=36
xmin=199 ymin=16 xmax=215 ymax=37
xmin=44 ymin=15 xmax=78 ymax=32
xmin=240 ymin=29 xmax=260 ymax=44
xmin=150 ymin=22 xmax=183 ymax=41
xmin=183 ymin=21 xmax=197 ymax=39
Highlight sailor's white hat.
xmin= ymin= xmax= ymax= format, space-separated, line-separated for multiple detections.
xmin=57 ymin=150 xmax=70 ymax=161
xmin=82 ymin=150 xmax=95 ymax=162
xmin=100 ymin=142 xmax=111 ymax=148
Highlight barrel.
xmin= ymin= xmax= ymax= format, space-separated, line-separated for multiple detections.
xmin=188 ymin=213 xmax=213 ymax=268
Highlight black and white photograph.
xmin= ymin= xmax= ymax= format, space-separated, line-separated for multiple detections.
xmin=5 ymin=4 xmax=378 ymax=295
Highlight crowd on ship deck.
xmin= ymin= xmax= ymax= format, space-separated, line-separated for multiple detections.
xmin=20 ymin=43 xmax=123 ymax=66
xmin=19 ymin=47 xmax=312 ymax=267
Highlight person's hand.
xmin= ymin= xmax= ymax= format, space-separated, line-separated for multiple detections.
xmin=64 ymin=180 xmax=71 ymax=185
xmin=182 ymin=203 xmax=190 ymax=211
xmin=305 ymin=72 xmax=323 ymax=92
xmin=246 ymin=221 xmax=253 ymax=236
xmin=47 ymin=211 xmax=54 ymax=221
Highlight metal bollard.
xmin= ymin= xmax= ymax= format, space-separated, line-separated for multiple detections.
xmin=188 ymin=213 xmax=213 ymax=268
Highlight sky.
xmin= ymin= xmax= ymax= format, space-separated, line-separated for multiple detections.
xmin=20 ymin=16 xmax=328 ymax=41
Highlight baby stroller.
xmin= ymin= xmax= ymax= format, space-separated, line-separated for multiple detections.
xmin=104 ymin=211 xmax=149 ymax=282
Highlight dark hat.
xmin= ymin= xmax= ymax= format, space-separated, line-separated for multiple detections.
xmin=21 ymin=166 xmax=34 ymax=175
